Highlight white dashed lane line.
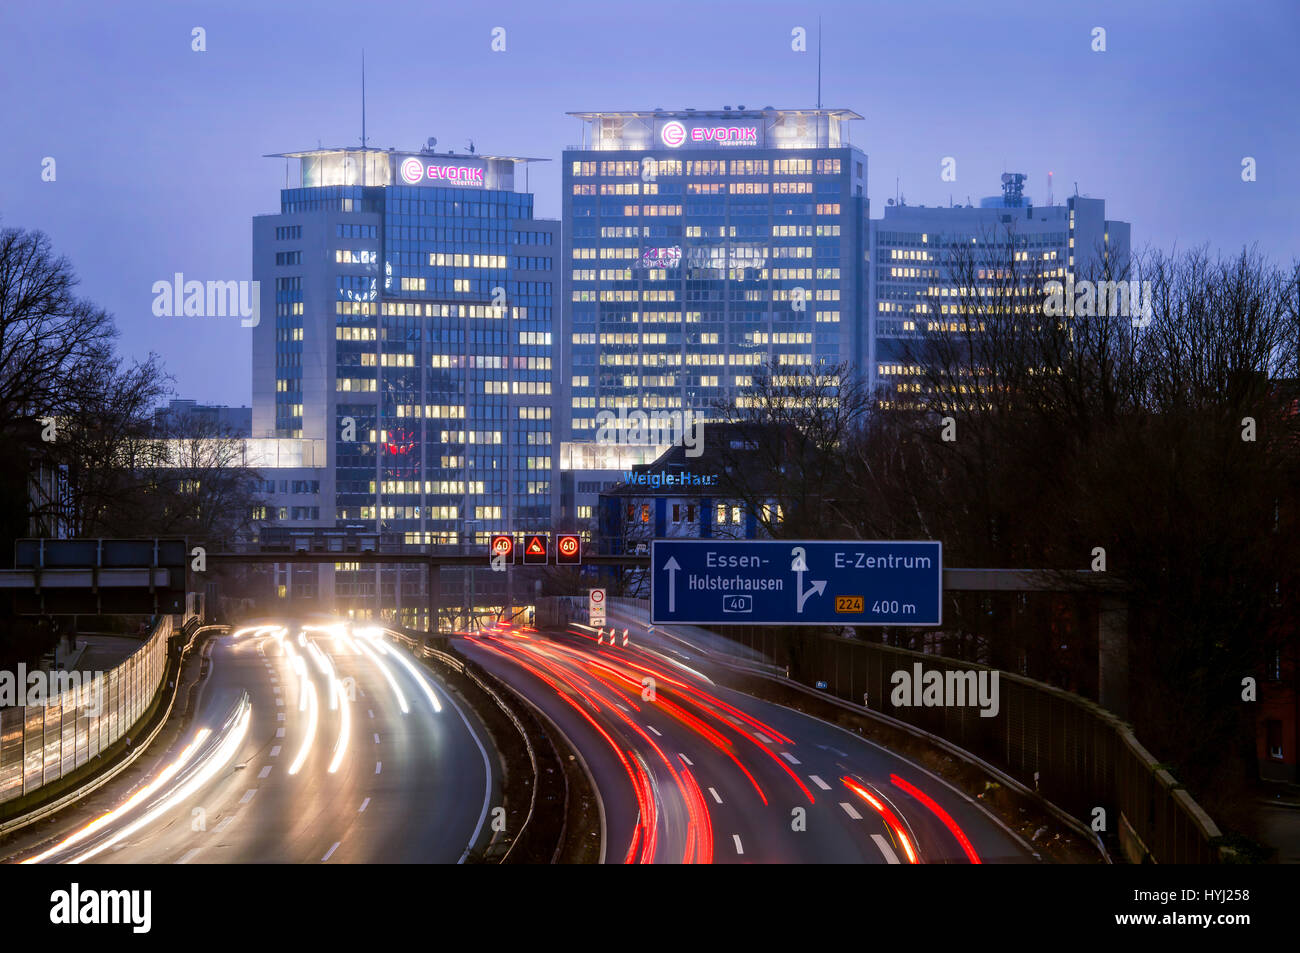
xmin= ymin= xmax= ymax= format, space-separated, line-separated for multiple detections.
xmin=322 ymin=842 xmax=340 ymax=862
xmin=839 ymin=802 xmax=863 ymax=820
xmin=754 ymin=732 xmax=773 ymax=744
xmin=732 ymin=835 xmax=744 ymax=855
xmin=257 ymin=765 xmax=272 ymax=779
xmin=214 ymin=817 xmax=235 ymax=834
xmin=358 ymin=797 xmax=370 ymax=813
xmin=872 ymin=834 xmax=901 ymax=864
xmin=780 ymin=752 xmax=801 ymax=765
xmin=276 ymin=727 xmax=285 ymax=738
xmin=270 ymin=745 xmax=281 ymax=757
xmin=375 ymin=761 xmax=382 ymax=775
xmin=647 ymin=725 xmax=663 ymax=736
xmin=708 ymin=787 xmax=723 ymax=804
xmin=808 ymin=774 xmax=831 ymax=791
xmin=176 ymin=848 xmax=201 ymax=865
xmin=373 ymin=733 xmax=380 ymax=744
xmin=679 ymin=753 xmax=693 ymax=766
xmin=239 ymin=789 xmax=257 ymax=804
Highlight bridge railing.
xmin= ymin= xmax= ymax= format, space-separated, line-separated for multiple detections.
xmin=0 ymin=616 xmax=171 ymax=808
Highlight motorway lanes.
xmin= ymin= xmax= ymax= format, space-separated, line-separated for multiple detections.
xmin=15 ymin=623 xmax=496 ymax=865
xmin=461 ymin=616 xmax=1034 ymax=865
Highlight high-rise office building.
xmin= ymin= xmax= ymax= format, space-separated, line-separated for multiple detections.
xmin=251 ymin=143 xmax=558 ymax=624
xmin=871 ymin=174 xmax=1131 ymax=406
xmin=559 ymin=107 xmax=869 ymax=528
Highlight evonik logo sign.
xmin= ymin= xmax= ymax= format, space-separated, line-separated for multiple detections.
xmin=660 ymin=120 xmax=758 ymax=148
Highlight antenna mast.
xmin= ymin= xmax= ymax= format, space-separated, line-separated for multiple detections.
xmin=816 ymin=17 xmax=822 ymax=110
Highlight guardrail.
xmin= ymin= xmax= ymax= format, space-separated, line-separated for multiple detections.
xmin=725 ymin=627 xmax=1226 ymax=863
xmin=0 ymin=616 xmax=172 ymax=809
xmin=383 ymin=628 xmax=548 ymax=863
xmin=0 ymin=621 xmax=225 ymax=841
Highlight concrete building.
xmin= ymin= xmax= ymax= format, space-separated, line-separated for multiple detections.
xmin=871 ymin=173 xmax=1132 ymax=406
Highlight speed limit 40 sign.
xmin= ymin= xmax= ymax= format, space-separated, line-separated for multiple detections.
xmin=589 ymin=588 xmax=606 ymax=627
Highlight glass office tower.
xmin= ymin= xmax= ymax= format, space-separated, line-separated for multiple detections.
xmin=252 ymin=145 xmax=558 ymax=625
xmin=559 ymin=107 xmax=869 ymax=527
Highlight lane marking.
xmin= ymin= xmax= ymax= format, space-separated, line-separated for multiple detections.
xmin=275 ymin=728 xmax=285 ymax=738
xmin=368 ymin=709 xmax=375 ymax=719
xmin=277 ymin=713 xmax=285 ymax=721
xmin=214 ymin=817 xmax=235 ymax=834
xmin=781 ymin=752 xmax=801 ymax=765
xmin=176 ymin=848 xmax=200 ymax=865
xmin=840 ymin=801 xmax=863 ymax=820
xmin=373 ymin=733 xmax=380 ymax=744
xmin=732 ymin=834 xmax=744 ymax=855
xmin=809 ymin=774 xmax=832 ymax=791
xmin=358 ymin=797 xmax=371 ymax=813
xmin=273 ymin=686 xmax=282 ymax=694
xmin=258 ymin=765 xmax=272 ymax=779
xmin=872 ymin=833 xmax=901 ymax=864
xmin=646 ymin=725 xmax=662 ymax=736
xmin=679 ymin=753 xmax=693 ymax=766
xmin=275 ymin=697 xmax=285 ymax=706
xmin=375 ymin=761 xmax=382 ymax=775
xmin=239 ymin=789 xmax=257 ymax=804
xmin=270 ymin=745 xmax=281 ymax=757
xmin=754 ymin=732 xmax=772 ymax=744
xmin=708 ymin=787 xmax=723 ymax=804
xmin=322 ymin=841 xmax=340 ymax=862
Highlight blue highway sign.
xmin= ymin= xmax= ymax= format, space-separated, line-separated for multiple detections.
xmin=650 ymin=540 xmax=942 ymax=626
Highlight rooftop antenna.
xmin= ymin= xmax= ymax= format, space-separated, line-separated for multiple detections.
xmin=816 ymin=16 xmax=823 ymax=110
xmin=1047 ymin=170 xmax=1053 ymax=206
xmin=360 ymin=50 xmax=368 ymax=150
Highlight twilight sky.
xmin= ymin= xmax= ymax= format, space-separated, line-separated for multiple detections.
xmin=2 ymin=0 xmax=1296 ymax=407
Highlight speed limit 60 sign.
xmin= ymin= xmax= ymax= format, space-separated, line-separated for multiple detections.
xmin=556 ymin=534 xmax=581 ymax=565
xmin=589 ymin=588 xmax=606 ymax=626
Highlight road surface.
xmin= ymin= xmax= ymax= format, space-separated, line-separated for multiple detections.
xmin=12 ymin=622 xmax=496 ymax=865
xmin=461 ymin=610 xmax=1034 ymax=865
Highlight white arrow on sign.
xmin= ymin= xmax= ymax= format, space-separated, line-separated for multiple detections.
xmin=791 ymin=547 xmax=826 ymax=614
xmin=663 ymin=556 xmax=681 ymax=613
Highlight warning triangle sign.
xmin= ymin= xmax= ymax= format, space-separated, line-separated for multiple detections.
xmin=526 ymin=537 xmax=545 ymax=555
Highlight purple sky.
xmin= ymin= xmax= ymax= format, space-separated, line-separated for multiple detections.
xmin=3 ymin=0 xmax=1296 ymax=407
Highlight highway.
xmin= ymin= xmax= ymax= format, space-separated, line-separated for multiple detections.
xmin=461 ymin=604 xmax=1036 ymax=865
xmin=11 ymin=622 xmax=496 ymax=865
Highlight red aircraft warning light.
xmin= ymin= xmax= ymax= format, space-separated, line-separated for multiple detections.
xmin=523 ymin=534 xmax=548 ymax=565
xmin=556 ymin=534 xmax=581 ymax=566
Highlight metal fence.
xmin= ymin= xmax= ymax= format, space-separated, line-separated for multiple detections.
xmin=0 ymin=616 xmax=171 ymax=807
xmin=729 ymin=630 xmax=1224 ymax=863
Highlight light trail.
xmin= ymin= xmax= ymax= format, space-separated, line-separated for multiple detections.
xmin=25 ymin=694 xmax=253 ymax=865
xmin=288 ymin=679 xmax=319 ymax=776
